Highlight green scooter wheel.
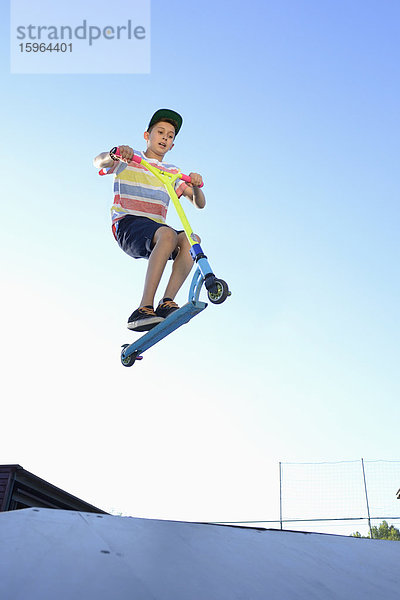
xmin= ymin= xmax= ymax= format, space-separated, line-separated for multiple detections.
xmin=207 ymin=279 xmax=231 ymax=304
xmin=121 ymin=344 xmax=136 ymax=367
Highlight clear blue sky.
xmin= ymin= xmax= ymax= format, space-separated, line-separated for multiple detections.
xmin=1 ymin=0 xmax=399 ymax=535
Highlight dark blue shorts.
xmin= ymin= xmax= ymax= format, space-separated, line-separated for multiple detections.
xmin=113 ymin=215 xmax=183 ymax=260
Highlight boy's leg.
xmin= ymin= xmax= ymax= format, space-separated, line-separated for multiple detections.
xmin=130 ymin=229 xmax=193 ymax=329
xmin=139 ymin=226 xmax=178 ymax=307
xmin=162 ymin=232 xmax=194 ymax=301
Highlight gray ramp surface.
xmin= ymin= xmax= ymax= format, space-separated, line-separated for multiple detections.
xmin=1 ymin=508 xmax=400 ymax=599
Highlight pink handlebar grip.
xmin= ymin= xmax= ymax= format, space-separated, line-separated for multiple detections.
xmin=109 ymin=146 xmax=204 ymax=187
xmin=180 ymin=172 xmax=204 ymax=188
xmin=111 ymin=146 xmax=142 ymax=165
xmin=180 ymin=173 xmax=192 ymax=183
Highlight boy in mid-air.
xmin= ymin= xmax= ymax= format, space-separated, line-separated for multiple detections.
xmin=94 ymin=109 xmax=205 ymax=332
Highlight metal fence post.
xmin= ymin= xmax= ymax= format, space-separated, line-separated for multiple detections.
xmin=279 ymin=462 xmax=283 ymax=530
xmin=361 ymin=458 xmax=373 ymax=538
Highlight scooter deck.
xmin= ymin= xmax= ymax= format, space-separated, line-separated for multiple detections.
xmin=121 ymin=300 xmax=207 ymax=361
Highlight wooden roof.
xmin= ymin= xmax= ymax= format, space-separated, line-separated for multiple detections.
xmin=0 ymin=464 xmax=107 ymax=513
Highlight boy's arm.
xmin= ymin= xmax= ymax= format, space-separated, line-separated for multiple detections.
xmin=182 ymin=172 xmax=206 ymax=209
xmin=93 ymin=151 xmax=115 ymax=169
xmin=93 ymin=145 xmax=134 ymax=169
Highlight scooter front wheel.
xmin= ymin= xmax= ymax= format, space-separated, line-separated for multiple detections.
xmin=207 ymin=278 xmax=231 ymax=304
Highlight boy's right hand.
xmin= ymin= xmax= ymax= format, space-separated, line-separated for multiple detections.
xmin=115 ymin=145 xmax=134 ymax=162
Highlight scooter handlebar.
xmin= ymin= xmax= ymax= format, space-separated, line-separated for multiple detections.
xmin=110 ymin=147 xmax=142 ymax=165
xmin=109 ymin=146 xmax=204 ymax=188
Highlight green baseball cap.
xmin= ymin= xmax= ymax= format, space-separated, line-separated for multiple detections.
xmin=147 ymin=108 xmax=183 ymax=135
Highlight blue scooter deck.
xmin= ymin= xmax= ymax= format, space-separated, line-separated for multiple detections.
xmin=121 ymin=300 xmax=207 ymax=362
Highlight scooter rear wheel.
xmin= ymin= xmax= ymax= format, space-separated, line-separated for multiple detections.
xmin=121 ymin=344 xmax=136 ymax=367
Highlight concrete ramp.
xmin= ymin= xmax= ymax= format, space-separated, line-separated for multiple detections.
xmin=1 ymin=508 xmax=399 ymax=599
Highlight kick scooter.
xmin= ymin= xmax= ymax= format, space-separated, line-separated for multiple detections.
xmin=99 ymin=147 xmax=231 ymax=366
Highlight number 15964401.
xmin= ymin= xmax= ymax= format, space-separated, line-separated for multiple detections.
xmin=19 ymin=43 xmax=72 ymax=52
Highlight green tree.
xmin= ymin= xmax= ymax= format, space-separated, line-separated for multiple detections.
xmin=351 ymin=520 xmax=400 ymax=540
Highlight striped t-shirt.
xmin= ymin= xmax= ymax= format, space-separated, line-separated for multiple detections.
xmin=104 ymin=151 xmax=187 ymax=226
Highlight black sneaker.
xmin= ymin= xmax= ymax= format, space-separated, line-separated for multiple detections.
xmin=127 ymin=306 xmax=164 ymax=332
xmin=156 ymin=298 xmax=180 ymax=319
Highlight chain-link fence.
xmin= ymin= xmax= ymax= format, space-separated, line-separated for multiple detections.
xmin=213 ymin=459 xmax=400 ymax=536
xmin=279 ymin=459 xmax=400 ymax=537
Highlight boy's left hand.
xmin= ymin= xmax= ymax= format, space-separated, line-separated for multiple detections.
xmin=188 ymin=172 xmax=203 ymax=187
